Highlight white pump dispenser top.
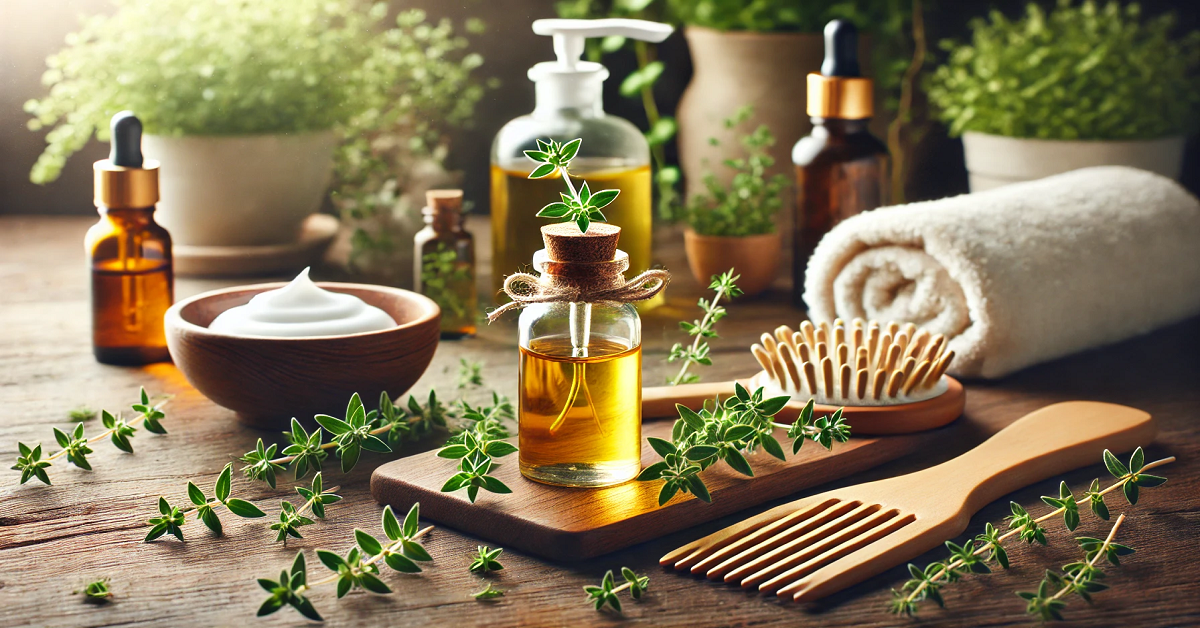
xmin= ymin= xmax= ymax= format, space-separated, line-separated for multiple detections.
xmin=529 ymin=18 xmax=673 ymax=113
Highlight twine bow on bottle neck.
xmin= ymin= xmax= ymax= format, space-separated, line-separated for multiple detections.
xmin=486 ymin=268 xmax=670 ymax=322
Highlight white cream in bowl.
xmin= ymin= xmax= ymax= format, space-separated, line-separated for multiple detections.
xmin=208 ymin=268 xmax=397 ymax=337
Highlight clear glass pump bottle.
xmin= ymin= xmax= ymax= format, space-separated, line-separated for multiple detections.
xmin=517 ymin=223 xmax=643 ymax=487
xmin=491 ymin=18 xmax=672 ymax=309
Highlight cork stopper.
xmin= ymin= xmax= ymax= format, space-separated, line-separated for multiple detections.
xmin=540 ymin=222 xmax=620 ymax=263
xmin=425 ymin=189 xmax=463 ymax=215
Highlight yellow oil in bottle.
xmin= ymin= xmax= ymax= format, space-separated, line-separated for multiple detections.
xmin=490 ymin=160 xmax=660 ymax=309
xmin=518 ymin=334 xmax=642 ymax=487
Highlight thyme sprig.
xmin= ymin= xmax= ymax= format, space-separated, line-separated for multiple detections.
xmin=438 ymin=395 xmax=516 ymax=503
xmin=891 ymin=447 xmax=1172 ymax=616
xmin=145 ymin=463 xmax=268 ymax=541
xmin=668 ymin=270 xmax=741 ymax=385
xmin=256 ymin=503 xmax=433 ymax=621
xmin=584 ymin=567 xmax=649 ymax=613
xmin=75 ymin=579 xmax=112 ymax=602
xmin=469 ymin=546 xmax=504 ymax=574
xmin=270 ymin=473 xmax=342 ymax=543
xmin=472 ymin=582 xmax=505 ymax=600
xmin=12 ymin=388 xmax=170 ymax=485
xmin=637 ymin=385 xmax=850 ymax=505
xmin=526 ymin=138 xmax=620 ymax=234
xmin=1018 ymin=513 xmax=1134 ymax=622
xmin=240 ymin=391 xmax=448 ymax=488
xmin=457 ymin=358 xmax=484 ymax=389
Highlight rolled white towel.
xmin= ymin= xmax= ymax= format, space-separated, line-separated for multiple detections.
xmin=803 ymin=166 xmax=1200 ymax=378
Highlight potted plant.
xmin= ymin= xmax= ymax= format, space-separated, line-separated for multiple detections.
xmin=682 ymin=107 xmax=789 ymax=298
xmin=929 ymin=0 xmax=1200 ymax=192
xmin=26 ymin=0 xmax=486 ymax=258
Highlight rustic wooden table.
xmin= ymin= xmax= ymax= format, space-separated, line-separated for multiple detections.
xmin=1 ymin=215 xmax=1197 ymax=627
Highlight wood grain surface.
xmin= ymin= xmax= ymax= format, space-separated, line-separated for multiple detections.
xmin=1 ymin=215 xmax=1198 ymax=628
xmin=372 ymin=421 xmax=933 ymax=561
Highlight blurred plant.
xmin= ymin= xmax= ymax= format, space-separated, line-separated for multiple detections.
xmin=929 ymin=0 xmax=1200 ymax=140
xmin=421 ymin=244 xmax=474 ymax=324
xmin=682 ymin=106 xmax=788 ymax=237
xmin=25 ymin=1 xmax=490 ymax=282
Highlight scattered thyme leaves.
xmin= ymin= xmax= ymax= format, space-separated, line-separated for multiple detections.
xmin=584 ymin=567 xmax=649 ymax=613
xmin=469 ymin=546 xmax=504 ymax=574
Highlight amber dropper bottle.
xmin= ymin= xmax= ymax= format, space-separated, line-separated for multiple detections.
xmin=413 ymin=189 xmax=478 ymax=338
xmin=85 ymin=112 xmax=174 ymax=365
xmin=793 ymin=20 xmax=890 ymax=307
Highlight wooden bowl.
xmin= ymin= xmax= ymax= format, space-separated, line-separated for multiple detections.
xmin=165 ymin=281 xmax=440 ymax=428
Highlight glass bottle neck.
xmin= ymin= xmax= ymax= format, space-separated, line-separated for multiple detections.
xmin=423 ymin=211 xmax=464 ymax=234
xmin=810 ymin=117 xmax=872 ymax=136
xmin=98 ymin=205 xmax=157 ymax=226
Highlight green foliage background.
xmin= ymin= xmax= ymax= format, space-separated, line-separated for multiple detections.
xmin=929 ymin=0 xmax=1200 ymax=140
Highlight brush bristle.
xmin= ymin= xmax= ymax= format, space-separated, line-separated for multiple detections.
xmin=750 ymin=318 xmax=954 ymax=406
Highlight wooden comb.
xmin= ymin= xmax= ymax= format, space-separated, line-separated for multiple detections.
xmin=660 ymin=401 xmax=1157 ymax=603
xmin=644 ymin=318 xmax=965 ymax=434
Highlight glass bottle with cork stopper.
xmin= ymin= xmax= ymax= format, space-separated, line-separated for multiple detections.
xmin=413 ymin=189 xmax=477 ymax=338
xmin=85 ymin=111 xmax=174 ymax=365
xmin=793 ymin=20 xmax=890 ymax=306
xmin=497 ymin=222 xmax=667 ymax=487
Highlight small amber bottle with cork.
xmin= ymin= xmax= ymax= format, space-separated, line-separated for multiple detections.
xmin=494 ymin=222 xmax=668 ymax=487
xmin=793 ymin=20 xmax=890 ymax=306
xmin=85 ymin=111 xmax=174 ymax=365
xmin=413 ymin=189 xmax=477 ymax=338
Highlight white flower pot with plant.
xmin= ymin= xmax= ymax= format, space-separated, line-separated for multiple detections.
xmin=682 ymin=107 xmax=789 ymax=298
xmin=26 ymin=0 xmax=486 ymax=273
xmin=929 ymin=1 xmax=1199 ymax=192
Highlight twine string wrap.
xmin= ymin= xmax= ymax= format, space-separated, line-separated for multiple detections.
xmin=487 ymin=268 xmax=670 ymax=322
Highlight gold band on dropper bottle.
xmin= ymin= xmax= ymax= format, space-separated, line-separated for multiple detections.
xmin=94 ymin=111 xmax=160 ymax=209
xmin=806 ymin=20 xmax=874 ymax=120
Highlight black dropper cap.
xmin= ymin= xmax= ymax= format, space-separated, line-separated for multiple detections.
xmin=821 ymin=20 xmax=860 ymax=78
xmin=109 ymin=111 xmax=144 ymax=168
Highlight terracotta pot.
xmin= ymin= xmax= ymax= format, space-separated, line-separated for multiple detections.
xmin=677 ymin=27 xmax=823 ymax=199
xmin=683 ymin=230 xmax=781 ymax=297
xmin=143 ymin=131 xmax=338 ymax=246
xmin=962 ymin=131 xmax=1186 ymax=192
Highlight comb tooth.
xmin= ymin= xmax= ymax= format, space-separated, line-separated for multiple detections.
xmin=818 ymin=321 xmax=831 ymax=349
xmin=702 ymin=500 xmax=850 ymax=578
xmin=903 ymin=360 xmax=932 ymax=395
xmin=785 ymin=516 xmax=921 ymax=603
xmin=791 ymin=331 xmax=805 ymax=354
xmin=920 ymin=334 xmax=946 ymax=365
xmin=905 ymin=329 xmax=930 ymax=361
xmin=774 ymin=512 xmax=918 ymax=600
xmin=815 ymin=327 xmax=829 ymax=361
xmin=833 ymin=325 xmax=845 ymax=352
xmin=855 ymin=347 xmax=868 ymax=372
xmin=865 ymin=324 xmax=880 ymax=365
xmin=778 ymin=343 xmax=803 ymax=393
xmin=775 ymin=325 xmax=795 ymax=347
xmin=665 ymin=497 xmax=835 ymax=570
xmin=838 ymin=364 xmax=851 ymax=400
xmin=760 ymin=508 xmax=906 ymax=595
xmin=885 ymin=321 xmax=900 ymax=336
xmin=872 ymin=368 xmax=887 ymax=400
xmin=725 ymin=502 xmax=871 ymax=585
xmin=759 ymin=333 xmax=780 ymax=382
xmin=875 ymin=333 xmax=892 ymax=370
xmin=924 ymin=350 xmax=955 ymax=388
xmin=833 ymin=317 xmax=844 ymax=328
xmin=761 ymin=332 xmax=777 ymax=354
xmin=901 ymin=322 xmax=917 ymax=338
xmin=800 ymin=321 xmax=816 ymax=350
xmin=802 ymin=361 xmax=818 ymax=397
xmin=734 ymin=503 xmax=882 ymax=590
xmin=836 ymin=343 xmax=849 ymax=371
xmin=886 ymin=369 xmax=907 ymax=398
xmin=900 ymin=356 xmax=917 ymax=379
xmin=884 ymin=342 xmax=902 ymax=372
xmin=820 ymin=357 xmax=834 ymax=400
xmin=752 ymin=344 xmax=775 ymax=381
xmin=892 ymin=332 xmax=910 ymax=357
xmin=855 ymin=368 xmax=868 ymax=400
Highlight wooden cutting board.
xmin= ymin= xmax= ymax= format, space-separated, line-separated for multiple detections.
xmin=371 ymin=420 xmax=940 ymax=561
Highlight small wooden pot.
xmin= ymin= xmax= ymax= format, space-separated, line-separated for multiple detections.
xmin=165 ymin=282 xmax=440 ymax=428
xmin=684 ymin=230 xmax=781 ymax=298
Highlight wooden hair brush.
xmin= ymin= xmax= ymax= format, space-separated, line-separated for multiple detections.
xmin=643 ymin=318 xmax=965 ymax=435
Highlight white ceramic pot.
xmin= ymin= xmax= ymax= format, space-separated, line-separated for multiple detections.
xmin=143 ymin=132 xmax=338 ymax=246
xmin=961 ymin=131 xmax=1186 ymax=192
